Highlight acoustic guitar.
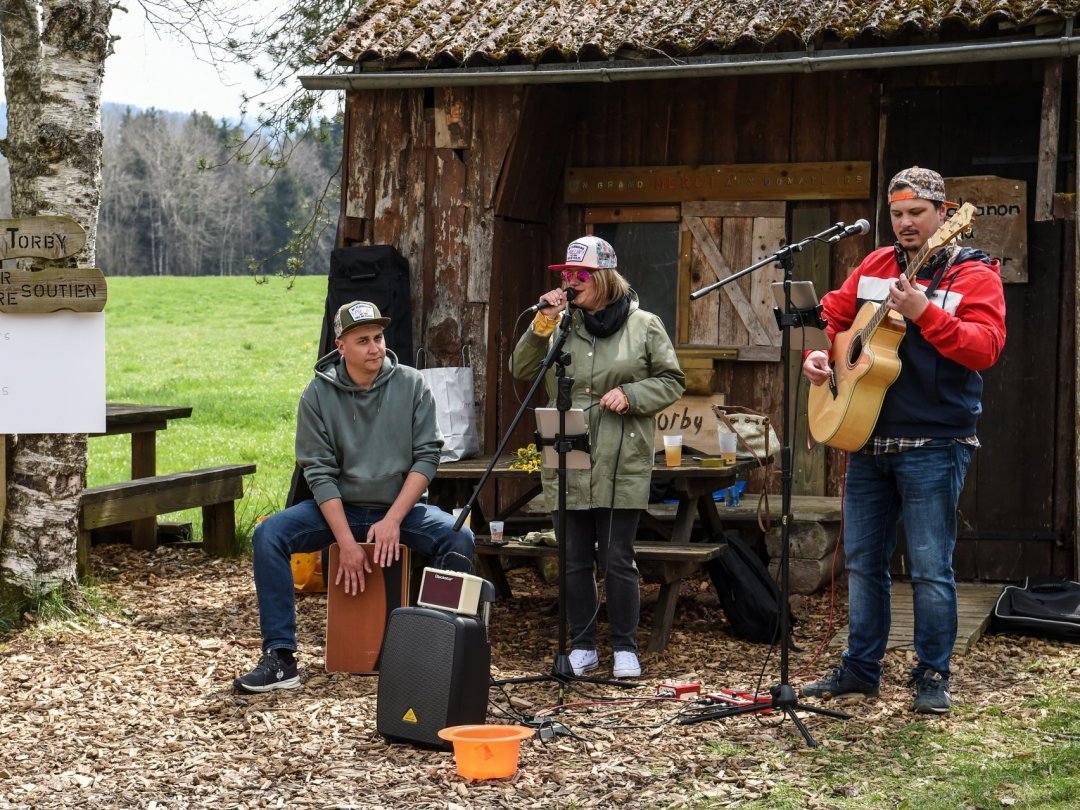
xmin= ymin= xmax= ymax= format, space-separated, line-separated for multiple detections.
xmin=807 ymin=203 xmax=975 ymax=451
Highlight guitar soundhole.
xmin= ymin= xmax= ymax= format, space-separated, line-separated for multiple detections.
xmin=848 ymin=335 xmax=863 ymax=366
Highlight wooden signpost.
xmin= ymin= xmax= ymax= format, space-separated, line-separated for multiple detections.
xmin=0 ymin=214 xmax=106 ymax=522
xmin=0 ymin=266 xmax=107 ymax=312
xmin=0 ymin=215 xmax=87 ymax=262
xmin=0 ymin=216 xmax=105 ymax=312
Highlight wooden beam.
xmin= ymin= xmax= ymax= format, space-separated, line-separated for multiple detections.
xmin=1075 ymin=56 xmax=1080 ymax=580
xmin=1035 ymin=58 xmax=1063 ymax=222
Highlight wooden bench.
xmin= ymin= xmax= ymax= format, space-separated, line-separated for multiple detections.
xmin=78 ymin=463 xmax=257 ymax=571
xmin=474 ymin=538 xmax=723 ymax=653
xmin=650 ymin=495 xmax=843 ymax=593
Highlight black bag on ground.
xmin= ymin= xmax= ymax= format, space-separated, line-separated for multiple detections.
xmin=989 ymin=576 xmax=1080 ymax=641
xmin=706 ymin=532 xmax=792 ymax=644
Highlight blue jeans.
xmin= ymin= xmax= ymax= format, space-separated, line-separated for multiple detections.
xmin=561 ymin=508 xmax=641 ymax=653
xmin=251 ymin=499 xmax=475 ymax=653
xmin=841 ymin=439 xmax=974 ymax=684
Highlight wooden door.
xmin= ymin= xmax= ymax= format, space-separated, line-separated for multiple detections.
xmin=682 ymin=201 xmax=787 ymax=360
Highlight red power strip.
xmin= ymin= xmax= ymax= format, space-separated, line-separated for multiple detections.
xmin=657 ymin=680 xmax=702 ymax=700
xmin=704 ymin=689 xmax=774 ymax=713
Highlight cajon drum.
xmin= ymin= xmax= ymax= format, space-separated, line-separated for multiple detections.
xmin=325 ymin=543 xmax=411 ymax=674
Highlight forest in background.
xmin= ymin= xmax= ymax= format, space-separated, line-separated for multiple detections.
xmin=0 ymin=102 xmax=342 ymax=276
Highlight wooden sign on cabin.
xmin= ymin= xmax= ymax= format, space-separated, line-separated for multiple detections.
xmin=653 ymin=394 xmax=728 ymax=455
xmin=944 ymin=176 xmax=1028 ymax=283
xmin=0 ymin=216 xmax=106 ymax=312
xmin=566 ymin=162 xmax=871 ymax=205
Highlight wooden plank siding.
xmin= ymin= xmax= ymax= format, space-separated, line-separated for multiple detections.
xmin=335 ymin=63 xmax=1074 ymax=579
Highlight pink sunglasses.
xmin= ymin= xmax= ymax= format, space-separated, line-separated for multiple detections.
xmin=560 ymin=269 xmax=593 ymax=284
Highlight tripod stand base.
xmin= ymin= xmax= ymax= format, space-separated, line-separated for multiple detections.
xmin=681 ymin=684 xmax=850 ymax=748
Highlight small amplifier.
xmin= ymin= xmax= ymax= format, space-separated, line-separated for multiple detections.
xmin=416 ymin=568 xmax=485 ymax=616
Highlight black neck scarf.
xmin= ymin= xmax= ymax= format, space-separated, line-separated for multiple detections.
xmin=582 ymin=293 xmax=631 ymax=338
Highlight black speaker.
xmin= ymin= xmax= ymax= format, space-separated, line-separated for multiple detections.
xmin=376 ymin=606 xmax=490 ymax=748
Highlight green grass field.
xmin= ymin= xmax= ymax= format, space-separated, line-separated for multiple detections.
xmin=89 ymin=275 xmax=328 ymax=542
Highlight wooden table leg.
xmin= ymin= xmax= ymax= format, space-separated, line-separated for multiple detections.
xmin=646 ymin=579 xmax=681 ymax=653
xmin=129 ymin=431 xmax=158 ymax=550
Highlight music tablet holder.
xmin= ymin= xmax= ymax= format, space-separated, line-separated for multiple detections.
xmin=684 ymin=222 xmax=858 ymax=747
xmin=453 ymin=302 xmax=640 ymax=693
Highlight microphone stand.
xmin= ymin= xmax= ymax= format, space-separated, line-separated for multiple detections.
xmin=682 ymin=224 xmax=852 ymax=747
xmin=455 ymin=305 xmax=639 ymax=693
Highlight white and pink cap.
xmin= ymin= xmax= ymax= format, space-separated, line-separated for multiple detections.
xmin=548 ymin=235 xmax=617 ymax=271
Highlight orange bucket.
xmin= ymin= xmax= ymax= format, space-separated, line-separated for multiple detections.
xmin=437 ymin=724 xmax=534 ymax=779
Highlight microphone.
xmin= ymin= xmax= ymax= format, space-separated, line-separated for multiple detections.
xmin=826 ymin=219 xmax=870 ymax=244
xmin=526 ymin=286 xmax=577 ymax=313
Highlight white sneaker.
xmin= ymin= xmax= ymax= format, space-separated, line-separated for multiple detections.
xmin=568 ymin=649 xmax=598 ymax=676
xmin=613 ymin=650 xmax=641 ymax=678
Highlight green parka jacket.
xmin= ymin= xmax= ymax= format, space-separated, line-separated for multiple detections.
xmin=511 ymin=292 xmax=685 ymax=511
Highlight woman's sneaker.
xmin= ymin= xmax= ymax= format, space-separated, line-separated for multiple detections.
xmin=568 ymin=648 xmax=598 ymax=676
xmin=911 ymin=671 xmax=951 ymax=714
xmin=799 ymin=666 xmax=879 ymax=701
xmin=613 ymin=651 xmax=642 ymax=678
xmin=234 ymin=649 xmax=301 ymax=693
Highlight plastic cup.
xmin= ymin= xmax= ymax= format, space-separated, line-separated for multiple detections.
xmin=488 ymin=520 xmax=505 ymax=542
xmin=718 ymin=431 xmax=737 ymax=465
xmin=437 ymin=724 xmax=534 ymax=780
xmin=663 ymin=434 xmax=683 ymax=467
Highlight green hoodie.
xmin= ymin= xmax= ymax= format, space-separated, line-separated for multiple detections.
xmin=295 ymin=348 xmax=442 ymax=508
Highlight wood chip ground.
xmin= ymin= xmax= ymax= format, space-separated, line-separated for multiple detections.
xmin=1 ymin=544 xmax=1076 ymax=809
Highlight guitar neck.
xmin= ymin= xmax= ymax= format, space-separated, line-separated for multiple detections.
xmin=861 ymin=241 xmax=942 ymax=336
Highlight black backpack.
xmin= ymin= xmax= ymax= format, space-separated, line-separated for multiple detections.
xmin=989 ymin=576 xmax=1080 ymax=641
xmin=706 ymin=532 xmax=793 ymax=644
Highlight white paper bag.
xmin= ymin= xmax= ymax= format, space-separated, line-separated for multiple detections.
xmin=417 ymin=348 xmax=480 ymax=463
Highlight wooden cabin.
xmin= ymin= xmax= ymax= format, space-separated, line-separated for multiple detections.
xmin=302 ymin=0 xmax=1080 ymax=580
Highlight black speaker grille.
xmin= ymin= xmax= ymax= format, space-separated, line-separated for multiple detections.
xmin=377 ymin=610 xmax=456 ymax=745
xmin=377 ymin=607 xmax=490 ymax=747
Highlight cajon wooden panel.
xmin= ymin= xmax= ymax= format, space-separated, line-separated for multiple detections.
xmin=325 ymin=543 xmax=411 ymax=674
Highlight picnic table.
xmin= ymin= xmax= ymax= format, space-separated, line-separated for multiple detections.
xmin=429 ymin=453 xmax=760 ymax=652
xmin=93 ymin=403 xmax=195 ymax=548
xmin=78 ymin=403 xmax=256 ymax=572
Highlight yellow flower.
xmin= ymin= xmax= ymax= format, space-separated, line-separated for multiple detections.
xmin=508 ymin=442 xmax=541 ymax=472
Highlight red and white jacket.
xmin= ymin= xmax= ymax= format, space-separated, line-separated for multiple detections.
xmin=819 ymin=245 xmax=1007 ymax=439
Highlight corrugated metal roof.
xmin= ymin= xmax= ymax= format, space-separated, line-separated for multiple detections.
xmin=315 ymin=0 xmax=1080 ymax=67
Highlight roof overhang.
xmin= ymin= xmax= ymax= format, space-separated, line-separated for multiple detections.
xmin=301 ymin=35 xmax=1080 ymax=91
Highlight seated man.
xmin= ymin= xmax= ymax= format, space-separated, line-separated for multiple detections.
xmin=234 ymin=300 xmax=475 ymax=693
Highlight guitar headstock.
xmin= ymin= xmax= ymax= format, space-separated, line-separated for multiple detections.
xmin=925 ymin=202 xmax=976 ymax=251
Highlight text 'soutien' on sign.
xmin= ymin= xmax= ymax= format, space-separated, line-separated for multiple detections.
xmin=0 ymin=267 xmax=107 ymax=313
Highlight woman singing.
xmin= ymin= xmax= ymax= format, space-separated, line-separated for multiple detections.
xmin=511 ymin=235 xmax=685 ymax=678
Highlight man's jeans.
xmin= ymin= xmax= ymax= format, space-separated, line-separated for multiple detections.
xmin=841 ymin=439 xmax=974 ymax=684
xmin=252 ymin=499 xmax=475 ymax=653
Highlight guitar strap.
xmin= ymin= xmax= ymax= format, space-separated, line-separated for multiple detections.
xmin=923 ymin=246 xmax=961 ymax=299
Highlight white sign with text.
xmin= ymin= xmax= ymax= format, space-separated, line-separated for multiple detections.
xmin=0 ymin=312 xmax=105 ymax=432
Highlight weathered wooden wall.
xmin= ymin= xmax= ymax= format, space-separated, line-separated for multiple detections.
xmin=556 ymin=73 xmax=878 ymax=497
xmin=881 ymin=59 xmax=1074 ymax=579
xmin=336 ymin=59 xmax=1076 ymax=578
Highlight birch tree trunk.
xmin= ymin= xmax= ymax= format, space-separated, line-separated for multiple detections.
xmin=0 ymin=0 xmax=111 ymax=608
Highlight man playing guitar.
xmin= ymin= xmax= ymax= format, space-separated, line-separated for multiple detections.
xmin=800 ymin=167 xmax=1007 ymax=714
